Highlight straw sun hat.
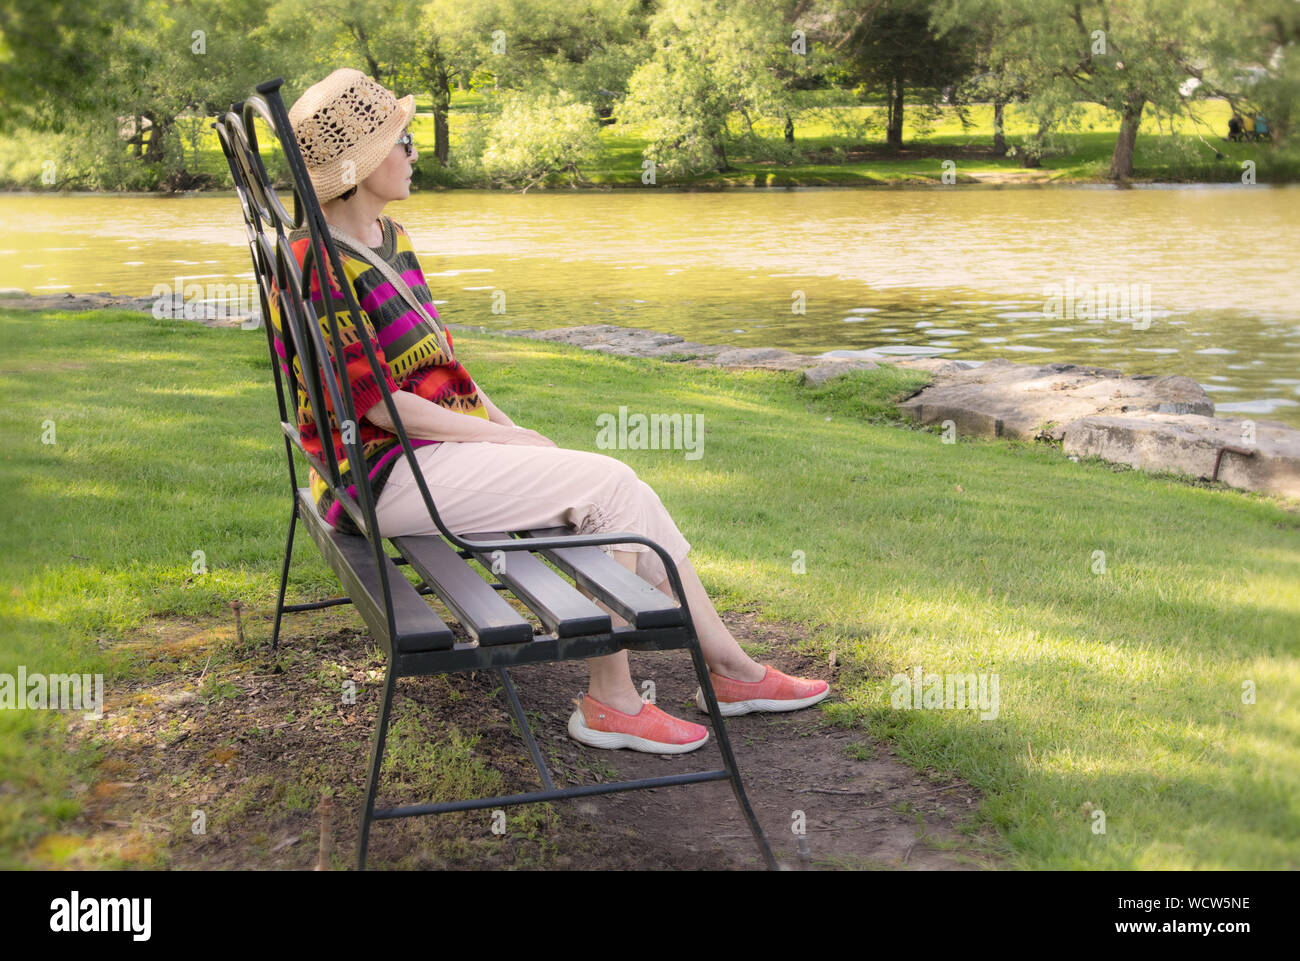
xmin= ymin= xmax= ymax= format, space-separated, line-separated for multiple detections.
xmin=288 ymin=68 xmax=416 ymax=203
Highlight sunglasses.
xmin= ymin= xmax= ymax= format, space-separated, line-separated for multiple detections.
xmin=396 ymin=131 xmax=414 ymax=157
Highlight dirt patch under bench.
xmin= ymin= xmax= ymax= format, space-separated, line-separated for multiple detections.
xmin=54 ymin=606 xmax=1001 ymax=871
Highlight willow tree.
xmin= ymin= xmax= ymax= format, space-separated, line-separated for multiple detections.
xmin=620 ymin=0 xmax=818 ymax=177
xmin=0 ymin=0 xmax=131 ymax=133
xmin=933 ymin=0 xmax=1264 ymax=180
xmin=406 ymin=0 xmax=652 ymax=167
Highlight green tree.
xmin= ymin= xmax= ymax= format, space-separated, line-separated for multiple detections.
xmin=839 ymin=0 xmax=975 ymax=148
xmin=0 ymin=0 xmax=133 ymax=133
xmin=407 ymin=0 xmax=480 ymax=167
xmin=3 ymin=0 xmax=308 ymax=188
xmin=620 ymin=0 xmax=813 ymax=178
xmin=479 ymin=88 xmax=602 ymax=189
xmin=933 ymin=0 xmax=1268 ymax=180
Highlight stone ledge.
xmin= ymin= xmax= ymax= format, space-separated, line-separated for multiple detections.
xmin=487 ymin=325 xmax=1299 ymax=500
xmin=1061 ymin=413 xmax=1300 ymax=499
xmin=897 ymin=360 xmax=1215 ymax=441
xmin=499 ymin=325 xmax=923 ymax=382
xmin=802 ymin=359 xmax=880 ymax=387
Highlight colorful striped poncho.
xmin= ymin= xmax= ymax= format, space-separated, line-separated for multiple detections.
xmin=268 ymin=214 xmax=488 ymax=534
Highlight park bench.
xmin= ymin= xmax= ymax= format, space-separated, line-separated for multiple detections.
xmin=213 ymin=78 xmax=776 ymax=870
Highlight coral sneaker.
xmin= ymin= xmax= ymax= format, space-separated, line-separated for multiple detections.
xmin=568 ymin=693 xmax=710 ymax=754
xmin=695 ymin=665 xmax=830 ymax=717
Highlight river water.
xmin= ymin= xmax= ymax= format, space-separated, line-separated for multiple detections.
xmin=2 ymin=185 xmax=1297 ymax=425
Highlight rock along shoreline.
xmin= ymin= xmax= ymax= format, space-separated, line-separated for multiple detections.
xmin=6 ymin=289 xmax=1297 ymax=501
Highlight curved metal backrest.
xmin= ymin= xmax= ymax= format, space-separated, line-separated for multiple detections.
xmin=213 ymin=78 xmax=406 ymax=643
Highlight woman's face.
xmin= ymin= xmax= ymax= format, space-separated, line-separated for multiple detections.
xmin=361 ymin=127 xmax=416 ymax=204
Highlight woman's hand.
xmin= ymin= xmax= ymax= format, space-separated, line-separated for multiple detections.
xmin=494 ymin=426 xmax=558 ymax=448
xmin=365 ymin=392 xmax=556 ymax=446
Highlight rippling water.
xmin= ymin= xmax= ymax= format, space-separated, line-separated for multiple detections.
xmin=2 ymin=185 xmax=1297 ymax=425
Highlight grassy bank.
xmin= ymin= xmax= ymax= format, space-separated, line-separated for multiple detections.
xmin=1 ymin=307 xmax=1297 ymax=869
xmin=2 ymin=95 xmax=1295 ymax=192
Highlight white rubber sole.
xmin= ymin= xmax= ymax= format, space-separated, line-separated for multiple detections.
xmin=567 ymin=709 xmax=709 ymax=755
xmin=694 ymin=685 xmax=830 ymax=717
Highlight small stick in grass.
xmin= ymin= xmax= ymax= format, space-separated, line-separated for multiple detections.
xmin=315 ymin=791 xmax=334 ymax=871
xmin=230 ymin=600 xmax=245 ymax=647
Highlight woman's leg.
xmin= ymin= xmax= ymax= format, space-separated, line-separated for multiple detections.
xmin=580 ymin=551 xmax=764 ymax=713
xmin=583 ymin=552 xmax=642 ymax=713
xmin=374 ymin=443 xmax=689 ymax=712
xmin=648 ymin=556 xmax=765 ymax=682
xmin=374 ymin=442 xmax=784 ymax=720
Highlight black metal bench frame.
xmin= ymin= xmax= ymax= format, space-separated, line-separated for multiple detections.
xmin=213 ymin=78 xmax=776 ymax=870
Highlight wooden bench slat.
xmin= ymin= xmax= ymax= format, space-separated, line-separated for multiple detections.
xmin=515 ymin=528 xmax=684 ymax=630
xmin=296 ymin=490 xmax=454 ymax=654
xmin=391 ymin=533 xmax=535 ymax=646
xmin=460 ymin=532 xmax=612 ymax=639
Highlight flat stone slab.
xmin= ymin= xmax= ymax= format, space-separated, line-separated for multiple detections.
xmin=503 ymin=325 xmax=832 ymax=371
xmin=1062 ymin=413 xmax=1300 ymax=499
xmin=893 ymin=357 xmax=979 ymax=377
xmin=802 ymin=359 xmax=880 ymax=387
xmin=897 ymin=359 xmax=1215 ymax=441
xmin=711 ymin=346 xmax=815 ymax=370
xmin=501 ymin=325 xmax=964 ymax=378
xmin=500 ymin=324 xmax=728 ymax=361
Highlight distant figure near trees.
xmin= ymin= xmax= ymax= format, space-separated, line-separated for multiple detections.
xmin=1227 ymin=112 xmax=1269 ymax=144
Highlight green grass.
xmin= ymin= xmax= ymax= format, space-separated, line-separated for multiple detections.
xmin=1 ymin=307 xmax=1297 ymax=869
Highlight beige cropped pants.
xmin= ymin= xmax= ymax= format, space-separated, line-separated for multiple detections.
xmin=373 ymin=442 xmax=691 ymax=590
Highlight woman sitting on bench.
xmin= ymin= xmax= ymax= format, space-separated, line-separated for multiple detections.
xmin=284 ymin=69 xmax=829 ymax=755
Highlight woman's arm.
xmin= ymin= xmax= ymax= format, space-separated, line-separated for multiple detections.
xmin=364 ymin=391 xmax=554 ymax=446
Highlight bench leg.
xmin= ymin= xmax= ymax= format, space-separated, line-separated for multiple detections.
xmin=356 ymin=662 xmax=397 ymax=871
xmin=688 ymin=636 xmax=779 ymax=870
xmin=270 ymin=501 xmax=298 ymax=652
xmin=497 ymin=667 xmax=556 ymax=792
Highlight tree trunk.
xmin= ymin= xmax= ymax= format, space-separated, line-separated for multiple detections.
xmin=1109 ymin=92 xmax=1145 ymax=181
xmin=713 ymin=134 xmax=730 ymax=173
xmin=142 ymin=112 xmax=167 ymax=164
xmin=1021 ymin=117 xmax=1051 ymax=167
xmin=351 ymin=22 xmax=382 ymax=83
xmin=992 ymin=97 xmax=1006 ymax=154
xmin=886 ymin=74 xmax=904 ymax=148
xmin=784 ymin=112 xmax=794 ymax=144
xmin=433 ymin=66 xmax=451 ymax=166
